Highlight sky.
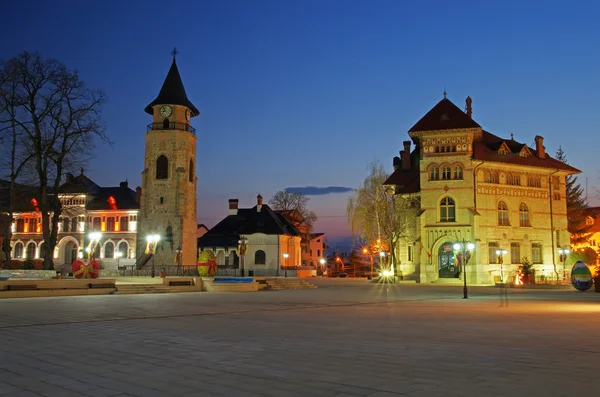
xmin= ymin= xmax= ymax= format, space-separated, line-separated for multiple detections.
xmin=3 ymin=0 xmax=600 ymax=247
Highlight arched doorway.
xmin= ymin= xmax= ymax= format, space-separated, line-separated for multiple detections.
xmin=438 ymin=243 xmax=457 ymax=278
xmin=64 ymin=241 xmax=77 ymax=265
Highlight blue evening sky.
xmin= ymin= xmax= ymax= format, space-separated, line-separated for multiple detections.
xmin=3 ymin=0 xmax=600 ymax=242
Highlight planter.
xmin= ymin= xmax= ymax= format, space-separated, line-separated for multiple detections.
xmin=595 ymin=276 xmax=600 ymax=293
xmin=159 ymin=271 xmax=166 ymax=278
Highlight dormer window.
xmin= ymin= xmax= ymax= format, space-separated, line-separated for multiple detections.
xmin=586 ymin=216 xmax=595 ymax=226
xmin=498 ymin=142 xmax=511 ymax=156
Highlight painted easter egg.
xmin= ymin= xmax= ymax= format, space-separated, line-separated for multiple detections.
xmin=198 ymin=249 xmax=217 ymax=277
xmin=571 ymin=260 xmax=593 ymax=291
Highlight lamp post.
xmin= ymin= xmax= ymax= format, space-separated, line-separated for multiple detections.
xmin=176 ymin=246 xmax=182 ymax=276
xmin=495 ymin=248 xmax=508 ymax=282
xmin=558 ymin=247 xmax=570 ymax=280
xmin=88 ymin=232 xmax=102 ymax=261
xmin=319 ymin=258 xmax=326 ymax=277
xmin=146 ymin=234 xmax=160 ymax=278
xmin=283 ymin=253 xmax=289 ymax=278
xmin=453 ymin=241 xmax=475 ymax=299
xmin=379 ymin=251 xmax=386 ymax=271
xmin=363 ymin=248 xmax=374 ymax=278
xmin=238 ymin=237 xmax=248 ymax=277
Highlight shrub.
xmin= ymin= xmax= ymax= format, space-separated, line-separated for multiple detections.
xmin=520 ymin=257 xmax=534 ymax=275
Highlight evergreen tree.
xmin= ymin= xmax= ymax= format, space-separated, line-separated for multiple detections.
xmin=555 ymin=146 xmax=591 ymax=244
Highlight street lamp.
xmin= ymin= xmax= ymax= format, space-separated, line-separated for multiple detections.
xmin=87 ymin=232 xmax=103 ymax=260
xmin=283 ymin=253 xmax=289 ymax=278
xmin=175 ymin=246 xmax=182 ymax=276
xmin=453 ymin=241 xmax=475 ymax=299
xmin=363 ymin=248 xmax=374 ymax=278
xmin=319 ymin=258 xmax=326 ymax=277
xmin=336 ymin=257 xmax=343 ymax=274
xmin=495 ymin=248 xmax=508 ymax=282
xmin=238 ymin=237 xmax=248 ymax=277
xmin=558 ymin=247 xmax=570 ymax=280
xmin=146 ymin=234 xmax=160 ymax=277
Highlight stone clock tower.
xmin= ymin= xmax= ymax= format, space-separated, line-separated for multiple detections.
xmin=138 ymin=50 xmax=199 ymax=269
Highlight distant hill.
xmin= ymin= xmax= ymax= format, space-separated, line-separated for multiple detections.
xmin=326 ymin=235 xmax=363 ymax=256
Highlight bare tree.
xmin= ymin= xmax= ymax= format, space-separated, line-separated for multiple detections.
xmin=269 ymin=190 xmax=318 ymax=234
xmin=0 ymin=52 xmax=108 ymax=269
xmin=347 ymin=161 xmax=419 ymax=275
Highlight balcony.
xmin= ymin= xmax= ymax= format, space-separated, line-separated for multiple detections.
xmin=147 ymin=121 xmax=196 ymax=135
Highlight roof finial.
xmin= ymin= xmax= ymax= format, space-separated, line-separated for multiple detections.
xmin=510 ymin=133 xmax=514 ymax=141
xmin=171 ymin=47 xmax=179 ymax=62
xmin=443 ymin=88 xmax=447 ymax=99
xmin=80 ymin=167 xmax=84 ymax=175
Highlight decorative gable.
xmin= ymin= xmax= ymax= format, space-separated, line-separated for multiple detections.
xmin=519 ymin=146 xmax=532 ymax=158
xmin=586 ymin=216 xmax=595 ymax=226
xmin=498 ymin=142 xmax=511 ymax=156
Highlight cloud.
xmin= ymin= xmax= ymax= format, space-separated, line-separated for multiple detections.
xmin=284 ymin=186 xmax=354 ymax=196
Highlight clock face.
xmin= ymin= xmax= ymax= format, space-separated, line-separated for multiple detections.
xmin=185 ymin=109 xmax=191 ymax=121
xmin=160 ymin=105 xmax=172 ymax=118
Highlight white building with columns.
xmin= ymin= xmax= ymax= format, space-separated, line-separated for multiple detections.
xmin=198 ymin=195 xmax=302 ymax=276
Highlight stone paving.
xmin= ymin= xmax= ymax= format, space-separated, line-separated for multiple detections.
xmin=0 ymin=279 xmax=599 ymax=396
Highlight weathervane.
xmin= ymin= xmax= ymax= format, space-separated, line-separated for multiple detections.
xmin=171 ymin=47 xmax=179 ymax=62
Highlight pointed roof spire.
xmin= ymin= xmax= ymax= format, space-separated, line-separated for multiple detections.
xmin=144 ymin=50 xmax=199 ymax=116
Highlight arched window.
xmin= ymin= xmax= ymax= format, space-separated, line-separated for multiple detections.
xmin=255 ymin=250 xmax=266 ymax=265
xmin=519 ymin=203 xmax=530 ymax=227
xmin=162 ymin=118 xmax=169 ymax=129
xmin=104 ymin=242 xmax=115 ymax=258
xmin=430 ymin=167 xmax=440 ymax=181
xmin=62 ymin=218 xmax=70 ymax=232
xmin=189 ymin=159 xmax=194 ymax=182
xmin=71 ymin=217 xmax=78 ymax=232
xmin=439 ymin=197 xmax=455 ymax=222
xmin=498 ymin=201 xmax=509 ymax=226
xmin=507 ymin=174 xmax=513 ymax=185
xmin=26 ymin=242 xmax=36 ymax=259
xmin=485 ymin=171 xmax=491 ymax=183
xmin=453 ymin=166 xmax=463 ymax=180
xmin=156 ymin=155 xmax=169 ymax=180
xmin=14 ymin=242 xmax=24 ymax=259
xmin=118 ymin=242 xmax=128 ymax=258
xmin=441 ymin=166 xmax=451 ymax=180
xmin=492 ymin=172 xmax=499 ymax=184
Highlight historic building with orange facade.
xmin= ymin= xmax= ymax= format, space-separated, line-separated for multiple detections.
xmin=384 ymin=94 xmax=580 ymax=284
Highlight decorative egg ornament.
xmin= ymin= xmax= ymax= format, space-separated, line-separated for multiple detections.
xmin=197 ymin=250 xmax=217 ymax=277
xmin=571 ymin=261 xmax=593 ymax=291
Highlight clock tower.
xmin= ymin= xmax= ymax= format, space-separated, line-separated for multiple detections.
xmin=138 ymin=50 xmax=199 ymax=270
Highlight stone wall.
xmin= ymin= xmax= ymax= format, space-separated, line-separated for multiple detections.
xmin=0 ymin=270 xmax=58 ymax=279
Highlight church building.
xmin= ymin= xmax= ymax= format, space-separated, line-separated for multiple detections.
xmin=384 ymin=95 xmax=580 ymax=284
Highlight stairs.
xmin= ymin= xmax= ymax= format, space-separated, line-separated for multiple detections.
xmin=266 ymin=278 xmax=318 ymax=291
xmin=114 ymin=283 xmax=172 ymax=295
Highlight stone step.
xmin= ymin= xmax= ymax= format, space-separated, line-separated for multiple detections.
xmin=115 ymin=284 xmax=172 ymax=295
xmin=433 ymin=278 xmax=464 ymax=285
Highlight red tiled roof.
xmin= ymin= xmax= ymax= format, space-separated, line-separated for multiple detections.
xmin=473 ymin=131 xmax=580 ymax=173
xmin=408 ymin=98 xmax=480 ymax=133
xmin=383 ymin=168 xmax=420 ymax=194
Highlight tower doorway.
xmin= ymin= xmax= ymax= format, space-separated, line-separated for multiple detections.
xmin=438 ymin=243 xmax=456 ymax=278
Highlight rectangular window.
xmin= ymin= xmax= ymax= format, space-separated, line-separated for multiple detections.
xmin=488 ymin=242 xmax=498 ymax=264
xmin=532 ymin=243 xmax=542 ymax=264
xmin=120 ymin=216 xmax=129 ymax=231
xmin=16 ymin=219 xmax=24 ymax=232
xmin=106 ymin=217 xmax=115 ymax=232
xmin=92 ymin=217 xmax=101 ymax=231
xmin=408 ymin=246 xmax=413 ymax=261
xmin=317 ymin=250 xmax=320 ymax=257
xmin=510 ymin=243 xmax=520 ymax=264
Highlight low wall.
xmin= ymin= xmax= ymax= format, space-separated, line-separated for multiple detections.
xmin=162 ymin=277 xmax=203 ymax=292
xmin=0 ymin=278 xmax=117 ymax=299
xmin=203 ymin=278 xmax=259 ymax=292
xmin=0 ymin=270 xmax=57 ymax=280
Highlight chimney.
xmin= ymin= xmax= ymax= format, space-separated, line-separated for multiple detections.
xmin=228 ymin=199 xmax=239 ymax=216
xmin=393 ymin=156 xmax=401 ymax=171
xmin=120 ymin=180 xmax=128 ymax=189
xmin=535 ymin=135 xmax=545 ymax=158
xmin=65 ymin=173 xmax=74 ymax=183
xmin=401 ymin=141 xmax=411 ymax=170
xmin=257 ymin=194 xmax=263 ymax=212
xmin=465 ymin=96 xmax=472 ymax=118
xmin=135 ymin=186 xmax=141 ymax=204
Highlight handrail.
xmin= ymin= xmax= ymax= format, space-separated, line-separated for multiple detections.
xmin=147 ymin=121 xmax=196 ymax=135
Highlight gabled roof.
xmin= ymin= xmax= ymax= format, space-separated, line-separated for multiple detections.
xmin=198 ymin=204 xmax=301 ymax=248
xmin=58 ymin=172 xmax=101 ymax=195
xmin=408 ymin=98 xmax=481 ymax=133
xmin=144 ymin=59 xmax=199 ymax=116
xmin=86 ymin=186 xmax=139 ymax=211
xmin=473 ymin=131 xmax=580 ymax=173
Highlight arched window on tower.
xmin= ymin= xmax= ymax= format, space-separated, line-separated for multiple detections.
xmin=439 ymin=197 xmax=455 ymax=222
xmin=189 ymin=159 xmax=194 ymax=182
xmin=255 ymin=250 xmax=266 ymax=265
xmin=163 ymin=118 xmax=169 ymax=129
xmin=156 ymin=155 xmax=169 ymax=179
xmin=498 ymin=201 xmax=510 ymax=226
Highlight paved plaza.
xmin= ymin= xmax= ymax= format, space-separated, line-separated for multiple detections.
xmin=0 ymin=280 xmax=599 ymax=397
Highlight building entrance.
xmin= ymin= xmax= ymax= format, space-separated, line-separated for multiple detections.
xmin=438 ymin=243 xmax=457 ymax=278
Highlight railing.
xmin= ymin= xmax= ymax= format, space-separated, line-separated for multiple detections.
xmin=134 ymin=253 xmax=153 ymax=270
xmin=147 ymin=121 xmax=196 ymax=135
